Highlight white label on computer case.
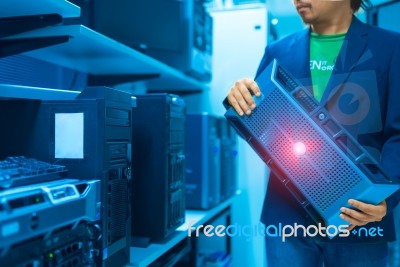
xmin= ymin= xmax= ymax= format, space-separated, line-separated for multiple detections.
xmin=55 ymin=113 xmax=84 ymax=159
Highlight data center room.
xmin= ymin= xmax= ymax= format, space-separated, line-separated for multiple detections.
xmin=1 ymin=0 xmax=400 ymax=266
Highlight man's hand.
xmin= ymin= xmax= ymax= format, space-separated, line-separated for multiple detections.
xmin=340 ymin=199 xmax=387 ymax=231
xmin=227 ymin=78 xmax=261 ymax=116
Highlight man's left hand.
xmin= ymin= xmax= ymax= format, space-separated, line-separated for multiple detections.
xmin=340 ymin=199 xmax=387 ymax=231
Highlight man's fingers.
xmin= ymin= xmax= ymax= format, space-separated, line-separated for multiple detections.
xmin=226 ymin=78 xmax=260 ymax=116
xmin=236 ymin=82 xmax=255 ymax=111
xmin=246 ymin=79 xmax=261 ymax=96
xmin=340 ymin=212 xmax=367 ymax=226
xmin=348 ymin=199 xmax=374 ymax=215
xmin=227 ymin=94 xmax=244 ymax=116
xmin=340 ymin=198 xmax=387 ymax=225
xmin=348 ymin=199 xmax=386 ymax=218
xmin=340 ymin=207 xmax=374 ymax=222
xmin=232 ymin=90 xmax=251 ymax=115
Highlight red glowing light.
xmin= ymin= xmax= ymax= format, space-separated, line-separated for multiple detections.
xmin=293 ymin=142 xmax=307 ymax=156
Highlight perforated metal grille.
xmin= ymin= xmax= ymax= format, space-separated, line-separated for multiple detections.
xmin=108 ymin=179 xmax=128 ymax=244
xmin=168 ymin=189 xmax=185 ymax=230
xmin=243 ymin=88 xmax=363 ymax=211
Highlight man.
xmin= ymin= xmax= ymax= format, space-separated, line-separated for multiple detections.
xmin=225 ymin=0 xmax=400 ymax=266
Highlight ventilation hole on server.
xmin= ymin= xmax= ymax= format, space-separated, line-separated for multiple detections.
xmin=72 ymin=243 xmax=78 ymax=252
xmin=108 ymin=179 xmax=128 ymax=244
xmin=277 ymin=66 xmax=299 ymax=91
xmin=108 ymin=184 xmax=112 ymax=193
xmin=244 ymin=88 xmax=363 ymax=211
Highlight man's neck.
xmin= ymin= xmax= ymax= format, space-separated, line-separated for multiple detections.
xmin=311 ymin=12 xmax=353 ymax=35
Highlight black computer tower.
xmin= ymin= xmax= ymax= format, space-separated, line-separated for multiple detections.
xmin=83 ymin=0 xmax=212 ymax=81
xmin=131 ymin=94 xmax=186 ymax=243
xmin=0 ymin=87 xmax=132 ymax=267
xmin=217 ymin=118 xmax=238 ymax=202
xmin=185 ymin=113 xmax=221 ymax=209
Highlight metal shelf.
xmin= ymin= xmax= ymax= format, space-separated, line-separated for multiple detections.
xmin=0 ymin=0 xmax=80 ymax=18
xmin=128 ymin=197 xmax=234 ymax=267
xmin=3 ymin=25 xmax=206 ymax=93
xmin=0 ymin=84 xmax=79 ymax=100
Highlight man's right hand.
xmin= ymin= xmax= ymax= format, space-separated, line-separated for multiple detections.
xmin=226 ymin=78 xmax=261 ymax=116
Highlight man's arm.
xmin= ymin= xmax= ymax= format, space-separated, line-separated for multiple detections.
xmin=340 ymin=35 xmax=400 ymax=227
xmin=378 ymin=35 xmax=400 ymax=213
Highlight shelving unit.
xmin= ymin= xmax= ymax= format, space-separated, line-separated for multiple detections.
xmin=128 ymin=197 xmax=234 ymax=267
xmin=2 ymin=25 xmax=206 ymax=93
xmin=0 ymin=84 xmax=79 ymax=100
xmin=0 ymin=0 xmax=80 ymax=18
xmin=0 ymin=0 xmax=213 ymax=265
xmin=0 ymin=0 xmax=80 ymax=57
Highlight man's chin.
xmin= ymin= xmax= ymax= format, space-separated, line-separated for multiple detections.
xmin=300 ymin=16 xmax=314 ymax=25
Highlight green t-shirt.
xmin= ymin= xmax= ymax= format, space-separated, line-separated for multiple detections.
xmin=310 ymin=32 xmax=346 ymax=101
